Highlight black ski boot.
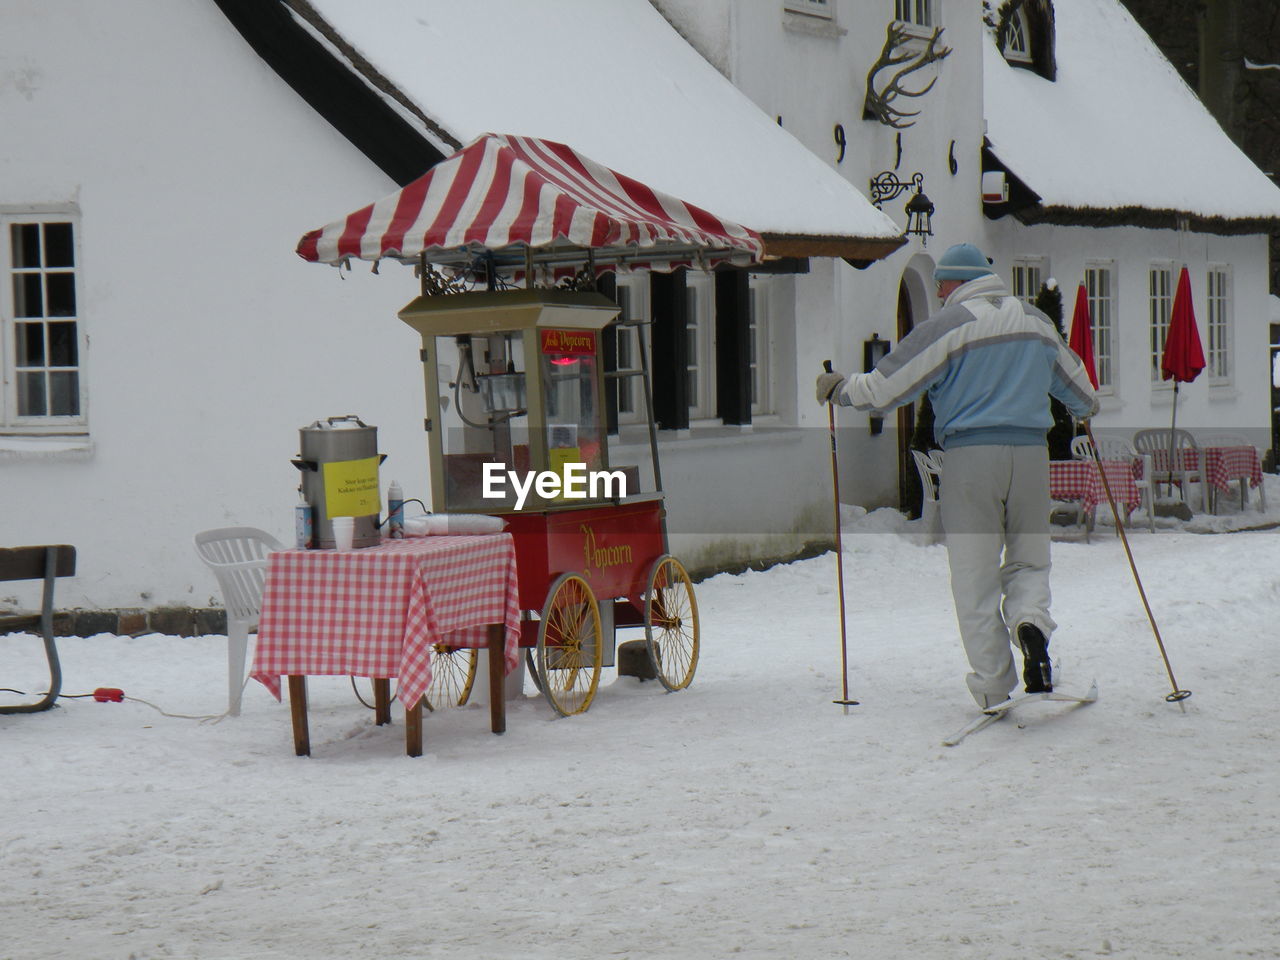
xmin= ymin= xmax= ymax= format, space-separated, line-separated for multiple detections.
xmin=1016 ymin=623 xmax=1053 ymax=693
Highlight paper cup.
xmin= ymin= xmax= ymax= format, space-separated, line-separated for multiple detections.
xmin=331 ymin=516 xmax=355 ymax=551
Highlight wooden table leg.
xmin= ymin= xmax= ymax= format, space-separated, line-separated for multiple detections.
xmin=287 ymin=675 xmax=310 ymax=757
xmin=488 ymin=623 xmax=506 ymax=735
xmin=404 ymin=696 xmax=423 ymax=757
xmin=373 ymin=678 xmax=391 ymax=726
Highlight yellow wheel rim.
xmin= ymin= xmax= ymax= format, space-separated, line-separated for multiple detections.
xmin=645 ymin=556 xmax=699 ymax=691
xmin=536 ymin=573 xmax=602 ymax=717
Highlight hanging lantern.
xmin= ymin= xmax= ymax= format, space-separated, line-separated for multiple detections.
xmin=904 ymin=190 xmax=935 ymax=242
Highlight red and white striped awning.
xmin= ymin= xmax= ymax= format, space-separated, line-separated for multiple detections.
xmin=297 ymin=133 xmax=764 ymax=278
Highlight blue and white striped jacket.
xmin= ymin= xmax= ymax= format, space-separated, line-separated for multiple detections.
xmin=836 ymin=273 xmax=1099 ymax=450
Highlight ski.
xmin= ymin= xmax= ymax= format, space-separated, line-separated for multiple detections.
xmin=941 ymin=681 xmax=1098 ymax=747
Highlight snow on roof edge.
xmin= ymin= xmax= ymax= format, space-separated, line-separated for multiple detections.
xmin=297 ymin=0 xmax=904 ymax=244
xmin=983 ymin=0 xmax=1280 ymax=225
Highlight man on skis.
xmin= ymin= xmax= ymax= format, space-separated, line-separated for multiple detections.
xmin=816 ymin=242 xmax=1099 ymax=709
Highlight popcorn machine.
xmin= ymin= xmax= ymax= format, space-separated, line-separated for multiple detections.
xmin=399 ymin=289 xmax=617 ymax=514
xmin=398 ymin=288 xmax=699 ymax=717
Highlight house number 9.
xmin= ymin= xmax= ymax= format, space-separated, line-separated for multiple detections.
xmin=833 ymin=124 xmax=846 ymax=163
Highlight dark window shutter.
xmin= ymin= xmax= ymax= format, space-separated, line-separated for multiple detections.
xmin=650 ymin=270 xmax=689 ymax=430
xmin=715 ymin=269 xmax=752 ymax=426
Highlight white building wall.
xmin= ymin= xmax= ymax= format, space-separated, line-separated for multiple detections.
xmin=8 ymin=0 xmax=1272 ymax=613
xmin=661 ymin=0 xmax=1275 ymax=508
xmin=2 ymin=0 xmax=431 ymax=611
xmin=984 ymin=221 xmax=1273 ymax=446
xmin=660 ymin=0 xmax=991 ymax=509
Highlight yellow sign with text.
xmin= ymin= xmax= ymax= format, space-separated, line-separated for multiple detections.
xmin=548 ymin=447 xmax=582 ymax=500
xmin=322 ymin=456 xmax=381 ymax=517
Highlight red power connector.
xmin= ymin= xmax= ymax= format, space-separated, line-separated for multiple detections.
xmin=92 ymin=687 xmax=125 ymax=702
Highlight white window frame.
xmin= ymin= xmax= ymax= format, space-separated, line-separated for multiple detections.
xmin=1149 ymin=261 xmax=1175 ymax=385
xmin=1084 ymin=260 xmax=1116 ymax=392
xmin=1 ymin=209 xmax=87 ymax=434
xmin=612 ymin=279 xmax=646 ymax=426
xmin=1206 ymin=263 xmax=1232 ymax=385
xmin=786 ymin=0 xmax=833 ymax=19
xmin=1003 ymin=7 xmax=1033 ymax=63
xmin=685 ymin=274 xmax=716 ymax=421
xmin=1010 ymin=257 xmax=1047 ymax=309
xmin=895 ymin=0 xmax=935 ymax=30
xmin=748 ymin=280 xmax=774 ymax=416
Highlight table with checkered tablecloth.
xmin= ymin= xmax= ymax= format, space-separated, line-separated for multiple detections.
xmin=1049 ymin=458 xmax=1142 ymax=519
xmin=1148 ymin=445 xmax=1263 ymax=512
xmin=252 ymin=535 xmax=520 ymax=756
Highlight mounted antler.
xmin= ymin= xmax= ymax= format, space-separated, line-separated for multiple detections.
xmin=863 ymin=22 xmax=952 ymax=129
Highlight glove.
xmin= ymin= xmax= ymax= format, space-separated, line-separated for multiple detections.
xmin=816 ymin=371 xmax=847 ymax=405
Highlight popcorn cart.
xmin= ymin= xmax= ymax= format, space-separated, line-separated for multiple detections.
xmin=399 ymin=289 xmax=698 ymax=716
xmin=296 ymin=132 xmax=768 ymax=717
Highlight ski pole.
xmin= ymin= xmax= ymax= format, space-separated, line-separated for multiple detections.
xmin=1083 ymin=421 xmax=1191 ymax=704
xmin=824 ymin=361 xmax=859 ymax=711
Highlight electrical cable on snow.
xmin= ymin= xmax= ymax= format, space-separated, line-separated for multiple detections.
xmin=0 ymin=686 xmax=230 ymax=723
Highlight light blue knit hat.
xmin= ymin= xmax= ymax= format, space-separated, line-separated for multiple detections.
xmin=934 ymin=243 xmax=995 ymax=282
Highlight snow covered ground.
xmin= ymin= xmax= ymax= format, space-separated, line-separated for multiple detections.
xmin=3 ymin=479 xmax=1279 ymax=960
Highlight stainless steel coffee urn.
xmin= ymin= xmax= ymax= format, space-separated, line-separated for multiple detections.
xmin=292 ymin=415 xmax=384 ymax=548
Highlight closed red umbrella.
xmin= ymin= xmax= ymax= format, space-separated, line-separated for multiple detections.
xmin=1162 ymin=266 xmax=1205 ymax=385
xmin=1160 ymin=265 xmax=1206 ymax=477
xmin=1069 ymin=283 xmax=1099 ymax=390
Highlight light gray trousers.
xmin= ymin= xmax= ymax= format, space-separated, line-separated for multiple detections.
xmin=939 ymin=445 xmax=1056 ymax=708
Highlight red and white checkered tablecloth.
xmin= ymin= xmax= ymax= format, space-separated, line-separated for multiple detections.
xmin=252 ymin=535 xmax=520 ymax=710
xmin=1049 ymin=459 xmax=1142 ymax=516
xmin=1199 ymin=446 xmax=1262 ymax=494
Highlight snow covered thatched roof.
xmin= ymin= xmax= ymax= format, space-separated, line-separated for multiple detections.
xmin=983 ymin=0 xmax=1280 ymax=233
xmin=221 ymin=0 xmax=905 ymax=263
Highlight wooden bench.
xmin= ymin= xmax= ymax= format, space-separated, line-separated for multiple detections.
xmin=0 ymin=545 xmax=77 ymax=714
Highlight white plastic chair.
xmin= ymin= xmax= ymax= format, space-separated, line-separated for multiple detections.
xmin=1133 ymin=428 xmax=1208 ymax=513
xmin=1069 ymin=435 xmax=1095 ymax=461
xmin=1062 ymin=436 xmax=1096 ymax=536
xmin=193 ymin=527 xmax=282 ymax=715
xmin=911 ymin=448 xmax=945 ymax=544
xmin=1076 ymin=435 xmax=1155 ymax=532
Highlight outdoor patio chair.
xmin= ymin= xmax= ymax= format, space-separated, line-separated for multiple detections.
xmin=1132 ymin=428 xmax=1208 ymax=513
xmin=0 ymin=545 xmax=77 ymax=714
xmin=193 ymin=527 xmax=282 ymax=716
xmin=910 ymin=448 xmax=944 ymax=544
xmin=1072 ymin=435 xmax=1155 ymax=533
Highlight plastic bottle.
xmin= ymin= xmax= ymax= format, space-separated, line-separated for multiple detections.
xmin=387 ymin=480 xmax=404 ymax=539
xmin=295 ymin=489 xmax=313 ymax=549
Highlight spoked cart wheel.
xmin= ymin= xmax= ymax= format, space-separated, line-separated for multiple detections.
xmin=535 ymin=572 xmax=602 ymax=716
xmin=644 ymin=555 xmax=700 ymax=691
xmin=423 ymin=644 xmax=478 ymax=710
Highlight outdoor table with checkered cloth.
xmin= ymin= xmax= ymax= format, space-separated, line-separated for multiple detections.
xmin=1049 ymin=458 xmax=1142 ymax=517
xmin=1147 ymin=446 xmax=1263 ymax=495
xmin=252 ymin=535 xmax=521 ymax=712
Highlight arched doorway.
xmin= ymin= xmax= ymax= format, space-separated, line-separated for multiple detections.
xmin=897 ymin=281 xmax=920 ymax=516
xmin=896 ymin=259 xmax=934 ymax=517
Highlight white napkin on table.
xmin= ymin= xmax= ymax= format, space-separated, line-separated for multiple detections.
xmin=403 ymin=514 xmax=507 ymax=536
